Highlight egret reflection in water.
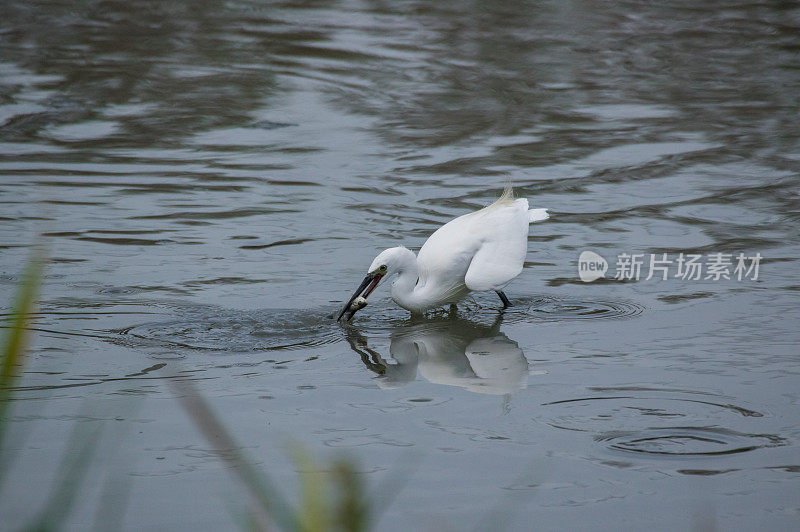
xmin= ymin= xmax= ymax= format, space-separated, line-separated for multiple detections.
xmin=345 ymin=314 xmax=529 ymax=395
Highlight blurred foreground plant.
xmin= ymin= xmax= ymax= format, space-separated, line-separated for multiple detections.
xmin=0 ymin=256 xmax=43 ymax=452
xmin=174 ymin=378 xmax=387 ymax=532
xmin=1 ymin=254 xmax=399 ymax=531
xmin=0 ymin=255 xmax=113 ymax=531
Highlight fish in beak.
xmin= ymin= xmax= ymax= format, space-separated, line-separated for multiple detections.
xmin=337 ymin=270 xmax=384 ymax=321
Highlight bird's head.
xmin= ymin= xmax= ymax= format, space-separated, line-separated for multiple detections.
xmin=368 ymin=247 xmax=411 ymax=277
xmin=337 ymin=247 xmax=408 ymax=322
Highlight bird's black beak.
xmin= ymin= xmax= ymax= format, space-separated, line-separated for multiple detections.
xmin=337 ymin=271 xmax=384 ymax=321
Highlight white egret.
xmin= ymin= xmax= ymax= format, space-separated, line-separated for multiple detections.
xmin=337 ymin=187 xmax=549 ymax=320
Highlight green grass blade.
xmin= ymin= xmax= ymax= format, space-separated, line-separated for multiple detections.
xmin=331 ymin=458 xmax=369 ymax=532
xmin=171 ymin=378 xmax=299 ymax=531
xmin=27 ymin=419 xmax=104 ymax=532
xmin=290 ymin=445 xmax=329 ymax=532
xmin=0 ymin=254 xmax=44 ymax=482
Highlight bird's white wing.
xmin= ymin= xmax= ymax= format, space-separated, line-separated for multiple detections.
xmin=463 ymin=199 xmax=530 ymax=291
xmin=464 ymin=240 xmax=525 ymax=291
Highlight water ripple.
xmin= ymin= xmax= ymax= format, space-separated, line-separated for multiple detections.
xmin=599 ymin=427 xmax=786 ymax=457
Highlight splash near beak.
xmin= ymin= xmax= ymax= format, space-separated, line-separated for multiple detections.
xmin=337 ymin=272 xmax=384 ymax=321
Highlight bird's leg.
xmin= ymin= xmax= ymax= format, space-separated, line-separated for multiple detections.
xmin=449 ymin=303 xmax=458 ymax=316
xmin=496 ymin=290 xmax=512 ymax=308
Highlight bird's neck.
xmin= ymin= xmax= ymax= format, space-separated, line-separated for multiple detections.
xmin=389 ymin=248 xmax=425 ymax=312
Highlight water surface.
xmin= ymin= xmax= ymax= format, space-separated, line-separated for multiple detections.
xmin=1 ymin=1 xmax=799 ymax=530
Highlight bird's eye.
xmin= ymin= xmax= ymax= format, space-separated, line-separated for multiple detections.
xmin=379 ymin=265 xmax=387 ymax=272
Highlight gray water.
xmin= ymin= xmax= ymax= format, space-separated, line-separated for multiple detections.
xmin=1 ymin=1 xmax=799 ymax=530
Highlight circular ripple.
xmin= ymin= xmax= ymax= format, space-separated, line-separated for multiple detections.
xmin=542 ymin=394 xmax=784 ymax=457
xmin=599 ymin=427 xmax=786 ymax=456
xmin=544 ymin=395 xmax=765 ymax=432
xmin=105 ymin=294 xmax=644 ymax=353
xmin=505 ymin=296 xmax=645 ymax=323
xmin=347 ymin=295 xmax=644 ymax=327
xmin=108 ymin=304 xmax=345 ymax=352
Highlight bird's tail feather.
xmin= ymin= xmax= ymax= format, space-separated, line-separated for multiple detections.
xmin=488 ymin=185 xmax=515 ymax=207
xmin=499 ymin=184 xmax=514 ymax=202
xmin=528 ymin=208 xmax=549 ymax=223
